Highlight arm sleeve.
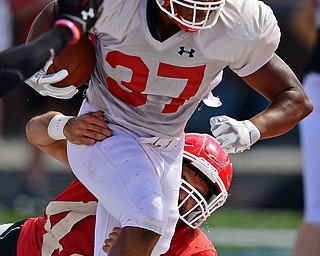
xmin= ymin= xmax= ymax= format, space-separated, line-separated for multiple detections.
xmin=0 ymin=26 xmax=70 ymax=98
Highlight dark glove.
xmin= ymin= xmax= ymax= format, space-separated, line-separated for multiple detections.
xmin=57 ymin=0 xmax=103 ymax=34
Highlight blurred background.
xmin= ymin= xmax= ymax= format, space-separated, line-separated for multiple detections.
xmin=0 ymin=0 xmax=316 ymax=255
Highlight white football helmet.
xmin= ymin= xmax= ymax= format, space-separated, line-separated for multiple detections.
xmin=179 ymin=133 xmax=233 ymax=228
xmin=156 ymin=0 xmax=225 ymax=32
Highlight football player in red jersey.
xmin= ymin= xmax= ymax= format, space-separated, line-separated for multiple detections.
xmin=0 ymin=0 xmax=103 ymax=98
xmin=0 ymin=112 xmax=232 ymax=256
xmin=24 ymin=0 xmax=313 ymax=255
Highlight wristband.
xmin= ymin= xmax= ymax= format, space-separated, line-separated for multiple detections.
xmin=243 ymin=120 xmax=261 ymax=145
xmin=54 ymin=19 xmax=81 ymax=45
xmin=47 ymin=114 xmax=73 ymax=140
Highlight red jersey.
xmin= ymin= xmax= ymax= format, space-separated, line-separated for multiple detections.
xmin=17 ymin=179 xmax=97 ymax=256
xmin=163 ymin=221 xmax=218 ymax=256
xmin=16 ymin=180 xmax=217 ymax=255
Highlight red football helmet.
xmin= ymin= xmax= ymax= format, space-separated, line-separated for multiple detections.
xmin=179 ymin=133 xmax=233 ymax=228
xmin=156 ymin=0 xmax=225 ymax=32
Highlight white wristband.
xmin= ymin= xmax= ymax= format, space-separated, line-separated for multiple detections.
xmin=47 ymin=114 xmax=73 ymax=140
xmin=243 ymin=120 xmax=261 ymax=145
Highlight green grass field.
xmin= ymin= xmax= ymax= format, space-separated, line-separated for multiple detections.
xmin=204 ymin=208 xmax=302 ymax=255
xmin=0 ymin=204 xmax=35 ymax=223
xmin=205 ymin=207 xmax=302 ymax=229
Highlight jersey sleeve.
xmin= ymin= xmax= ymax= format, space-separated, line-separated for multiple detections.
xmin=228 ymin=1 xmax=281 ymax=77
xmin=93 ymin=0 xmax=140 ymax=39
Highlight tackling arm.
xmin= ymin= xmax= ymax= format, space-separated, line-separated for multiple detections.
xmin=26 ymin=111 xmax=112 ymax=167
xmin=26 ymin=111 xmax=70 ymax=167
xmin=26 ymin=111 xmax=69 ymax=167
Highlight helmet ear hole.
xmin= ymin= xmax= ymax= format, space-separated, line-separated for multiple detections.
xmin=183 ymin=158 xmax=191 ymax=166
xmin=207 ymin=184 xmax=220 ymax=199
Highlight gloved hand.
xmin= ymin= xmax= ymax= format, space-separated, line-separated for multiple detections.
xmin=25 ymin=59 xmax=78 ymax=99
xmin=57 ymin=0 xmax=104 ymax=34
xmin=210 ymin=115 xmax=261 ymax=154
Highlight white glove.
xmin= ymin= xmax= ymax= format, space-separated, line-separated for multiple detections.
xmin=25 ymin=69 xmax=78 ymax=99
xmin=210 ymin=115 xmax=261 ymax=154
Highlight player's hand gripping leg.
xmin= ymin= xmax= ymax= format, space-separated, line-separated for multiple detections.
xmin=64 ymin=111 xmax=112 ymax=145
xmin=106 ymin=227 xmax=160 ymax=256
xmin=103 ymin=227 xmax=122 ymax=254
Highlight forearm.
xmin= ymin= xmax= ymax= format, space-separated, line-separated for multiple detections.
xmin=16 ymin=0 xmax=70 ymax=79
xmin=26 ymin=110 xmax=111 ymax=166
xmin=0 ymin=27 xmax=71 ymax=80
xmin=0 ymin=1 xmax=70 ymax=94
xmin=26 ymin=111 xmax=63 ymax=146
xmin=26 ymin=111 xmax=70 ymax=167
xmin=250 ymin=87 xmax=312 ymax=139
xmin=26 ymin=0 xmax=57 ymax=42
xmin=243 ymin=54 xmax=314 ymax=140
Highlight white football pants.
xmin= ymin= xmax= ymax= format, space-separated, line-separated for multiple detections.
xmin=67 ymin=100 xmax=184 ymax=255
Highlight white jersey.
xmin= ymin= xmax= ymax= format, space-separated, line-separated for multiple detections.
xmin=88 ymin=0 xmax=280 ymax=137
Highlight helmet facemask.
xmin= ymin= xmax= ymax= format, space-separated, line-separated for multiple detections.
xmin=156 ymin=0 xmax=225 ymax=32
xmin=179 ymin=156 xmax=228 ymax=229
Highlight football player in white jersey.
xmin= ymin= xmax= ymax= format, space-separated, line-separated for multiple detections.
xmin=26 ymin=0 xmax=313 ymax=255
xmin=294 ymin=1 xmax=320 ymax=255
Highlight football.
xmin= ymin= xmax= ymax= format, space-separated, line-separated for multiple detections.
xmin=47 ymin=35 xmax=96 ymax=88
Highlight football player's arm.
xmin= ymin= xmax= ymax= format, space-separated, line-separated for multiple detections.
xmin=25 ymin=0 xmax=103 ymax=99
xmin=242 ymin=54 xmax=313 ymax=138
xmin=25 ymin=111 xmax=112 ymax=167
xmin=0 ymin=26 xmax=71 ymax=83
xmin=211 ymin=54 xmax=314 ymax=153
xmin=26 ymin=111 xmax=70 ymax=167
xmin=0 ymin=0 xmax=103 ymax=99
xmin=0 ymin=1 xmax=72 ymax=98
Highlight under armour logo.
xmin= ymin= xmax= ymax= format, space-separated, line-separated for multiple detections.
xmin=178 ymin=46 xmax=195 ymax=58
xmin=81 ymin=8 xmax=95 ymax=20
